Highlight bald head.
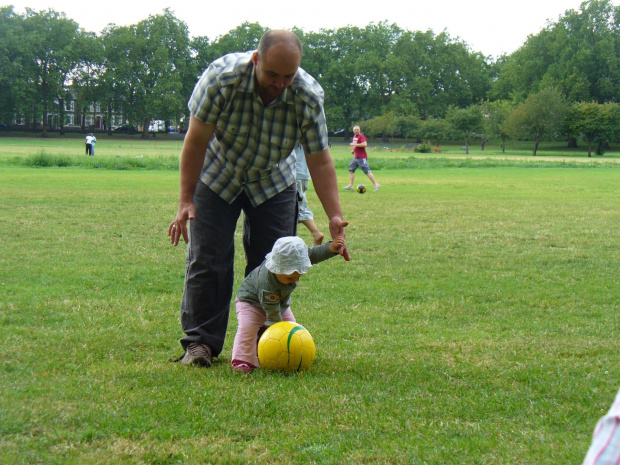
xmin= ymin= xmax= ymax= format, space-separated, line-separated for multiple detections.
xmin=253 ymin=30 xmax=303 ymax=104
xmin=257 ymin=30 xmax=303 ymax=58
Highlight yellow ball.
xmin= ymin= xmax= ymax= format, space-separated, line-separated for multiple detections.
xmin=257 ymin=321 xmax=316 ymax=371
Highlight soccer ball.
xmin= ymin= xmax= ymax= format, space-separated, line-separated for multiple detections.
xmin=356 ymin=184 xmax=367 ymax=194
xmin=257 ymin=321 xmax=316 ymax=371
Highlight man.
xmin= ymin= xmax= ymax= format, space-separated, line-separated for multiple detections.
xmin=342 ymin=125 xmax=380 ymax=191
xmin=90 ymin=133 xmax=97 ymax=156
xmin=85 ymin=133 xmax=94 ymax=156
xmin=168 ymin=30 xmax=349 ymax=367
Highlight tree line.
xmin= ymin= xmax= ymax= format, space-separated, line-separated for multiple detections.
xmin=0 ymin=0 xmax=617 ymax=151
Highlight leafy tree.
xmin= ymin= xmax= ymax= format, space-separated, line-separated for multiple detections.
xmin=102 ymin=10 xmax=191 ymax=137
xmin=446 ymin=105 xmax=484 ymax=154
xmin=0 ymin=7 xmax=27 ymax=125
xmin=420 ymin=118 xmax=451 ymax=148
xmin=492 ymin=0 xmax=619 ymax=104
xmin=69 ymin=32 xmax=104 ymax=132
xmin=483 ymin=100 xmax=514 ymax=153
xmin=192 ymin=21 xmax=267 ymax=74
xmin=395 ymin=114 xmax=422 ymax=143
xmin=21 ymin=9 xmax=82 ymax=136
xmin=354 ymin=22 xmax=404 ymax=113
xmin=568 ymin=102 xmax=620 ymax=156
xmin=505 ymin=87 xmax=569 ymax=155
xmin=362 ymin=112 xmax=399 ymax=142
xmin=302 ymin=26 xmax=367 ymax=139
xmin=136 ymin=10 xmax=192 ymax=136
xmin=386 ymin=29 xmax=493 ymax=118
xmin=101 ymin=24 xmax=140 ymax=131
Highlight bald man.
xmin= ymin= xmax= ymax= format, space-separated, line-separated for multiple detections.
xmin=168 ymin=30 xmax=349 ymax=367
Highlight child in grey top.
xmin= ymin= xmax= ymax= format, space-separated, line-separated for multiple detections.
xmin=232 ymin=235 xmax=346 ymax=372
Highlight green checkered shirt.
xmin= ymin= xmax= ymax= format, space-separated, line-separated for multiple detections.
xmin=189 ymin=51 xmax=329 ymax=207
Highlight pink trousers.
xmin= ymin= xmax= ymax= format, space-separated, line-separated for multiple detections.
xmin=232 ymin=299 xmax=296 ymax=368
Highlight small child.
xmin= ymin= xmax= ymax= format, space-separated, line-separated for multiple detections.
xmin=231 ymin=235 xmax=346 ymax=372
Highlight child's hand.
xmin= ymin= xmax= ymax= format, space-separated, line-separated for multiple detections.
xmin=330 ymin=236 xmax=346 ymax=255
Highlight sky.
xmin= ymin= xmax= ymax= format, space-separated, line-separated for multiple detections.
xmin=3 ymin=0 xmax=608 ymax=58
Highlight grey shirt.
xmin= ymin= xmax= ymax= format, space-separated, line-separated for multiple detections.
xmin=237 ymin=242 xmax=337 ymax=324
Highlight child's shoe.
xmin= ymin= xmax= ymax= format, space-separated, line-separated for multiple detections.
xmin=232 ymin=360 xmax=255 ymax=372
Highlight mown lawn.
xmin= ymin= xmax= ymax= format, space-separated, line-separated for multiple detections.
xmin=0 ymin=152 xmax=619 ymax=463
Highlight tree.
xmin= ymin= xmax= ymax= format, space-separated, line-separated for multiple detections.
xmin=505 ymin=87 xmax=569 ymax=156
xmin=69 ymin=32 xmax=104 ymax=132
xmin=491 ymin=0 xmax=619 ymax=104
xmin=446 ymin=105 xmax=484 ymax=154
xmin=0 ymin=7 xmax=27 ymax=126
xmin=568 ymin=102 xmax=620 ymax=156
xmin=362 ymin=112 xmax=399 ymax=143
xmin=421 ymin=118 xmax=451 ymax=148
xmin=136 ymin=11 xmax=191 ymax=137
xmin=192 ymin=21 xmax=267 ymax=74
xmin=21 ymin=9 xmax=83 ymax=136
xmin=483 ymin=100 xmax=514 ymax=153
xmin=301 ymin=26 xmax=367 ymax=139
xmin=395 ymin=114 xmax=422 ymax=143
xmin=101 ymin=10 xmax=191 ymax=137
xmin=101 ymin=24 xmax=140 ymax=131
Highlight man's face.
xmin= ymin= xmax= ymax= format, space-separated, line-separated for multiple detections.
xmin=353 ymin=127 xmax=361 ymax=135
xmin=253 ymin=45 xmax=300 ymax=103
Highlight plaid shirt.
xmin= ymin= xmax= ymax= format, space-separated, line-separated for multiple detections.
xmin=189 ymin=51 xmax=329 ymax=207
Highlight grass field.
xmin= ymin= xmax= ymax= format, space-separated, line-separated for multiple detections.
xmin=1 ymin=137 xmax=619 ymax=464
xmin=0 ymin=134 xmax=618 ymax=164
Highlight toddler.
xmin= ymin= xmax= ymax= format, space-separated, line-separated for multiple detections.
xmin=231 ymin=235 xmax=345 ymax=372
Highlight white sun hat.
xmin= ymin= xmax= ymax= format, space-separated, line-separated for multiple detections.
xmin=265 ymin=236 xmax=312 ymax=275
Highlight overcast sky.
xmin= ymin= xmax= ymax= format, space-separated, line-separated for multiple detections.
xmin=3 ymin=0 xmax=607 ymax=58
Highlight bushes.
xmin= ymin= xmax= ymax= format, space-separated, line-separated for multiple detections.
xmin=17 ymin=153 xmax=179 ymax=170
xmin=413 ymin=143 xmax=433 ymax=153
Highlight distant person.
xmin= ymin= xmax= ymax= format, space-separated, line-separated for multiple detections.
xmin=90 ymin=134 xmax=97 ymax=155
xmin=231 ymin=235 xmax=346 ymax=372
xmin=342 ymin=125 xmax=380 ymax=191
xmin=168 ymin=29 xmax=349 ymax=368
xmin=582 ymin=386 xmax=620 ymax=464
xmin=85 ymin=133 xmax=94 ymax=156
xmin=294 ymin=144 xmax=324 ymax=246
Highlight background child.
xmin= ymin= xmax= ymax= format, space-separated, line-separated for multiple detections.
xmin=231 ymin=235 xmax=346 ymax=372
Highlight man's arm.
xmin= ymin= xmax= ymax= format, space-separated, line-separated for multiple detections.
xmin=305 ymin=149 xmax=350 ymax=260
xmin=168 ymin=115 xmax=216 ymax=246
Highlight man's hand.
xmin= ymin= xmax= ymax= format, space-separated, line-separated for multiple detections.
xmin=168 ymin=201 xmax=195 ymax=246
xmin=329 ymin=216 xmax=350 ymax=261
xmin=168 ymin=115 xmax=214 ymax=247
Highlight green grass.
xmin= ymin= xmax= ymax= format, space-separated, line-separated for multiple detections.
xmin=1 ymin=136 xmax=619 ymax=171
xmin=1 ymin=140 xmax=619 ymax=464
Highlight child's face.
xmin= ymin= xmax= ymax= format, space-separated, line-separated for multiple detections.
xmin=275 ymin=271 xmax=302 ymax=284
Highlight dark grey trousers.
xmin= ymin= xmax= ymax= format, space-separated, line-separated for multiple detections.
xmin=180 ymin=181 xmax=298 ymax=356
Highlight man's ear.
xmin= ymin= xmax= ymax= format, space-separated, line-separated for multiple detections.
xmin=252 ymin=52 xmax=259 ymax=65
